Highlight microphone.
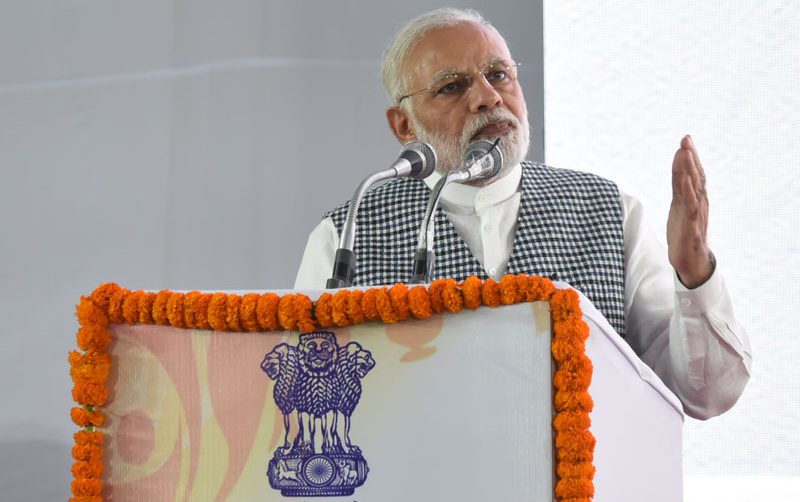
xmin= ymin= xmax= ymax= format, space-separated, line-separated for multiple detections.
xmin=326 ymin=140 xmax=436 ymax=289
xmin=410 ymin=139 xmax=504 ymax=283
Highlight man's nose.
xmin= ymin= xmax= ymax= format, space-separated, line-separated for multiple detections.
xmin=467 ymin=75 xmax=503 ymax=113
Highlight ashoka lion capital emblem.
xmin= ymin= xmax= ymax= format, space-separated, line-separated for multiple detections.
xmin=261 ymin=331 xmax=375 ymax=497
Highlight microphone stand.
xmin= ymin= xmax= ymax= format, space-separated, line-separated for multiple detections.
xmin=409 ymin=139 xmax=502 ymax=284
xmin=326 ymin=170 xmax=393 ymax=289
xmin=326 ymin=141 xmax=436 ymax=289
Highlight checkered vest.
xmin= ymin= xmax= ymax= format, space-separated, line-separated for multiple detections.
xmin=327 ymin=161 xmax=626 ymax=335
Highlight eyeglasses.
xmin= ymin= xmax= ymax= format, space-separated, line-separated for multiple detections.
xmin=397 ymin=60 xmax=521 ymax=105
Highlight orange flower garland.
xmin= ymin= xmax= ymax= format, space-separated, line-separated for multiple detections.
xmin=71 ymin=275 xmax=594 ymax=501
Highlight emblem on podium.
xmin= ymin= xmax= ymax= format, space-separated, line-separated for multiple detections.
xmin=261 ymin=331 xmax=375 ymax=497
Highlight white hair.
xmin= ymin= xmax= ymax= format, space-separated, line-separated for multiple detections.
xmin=381 ymin=8 xmax=509 ymax=108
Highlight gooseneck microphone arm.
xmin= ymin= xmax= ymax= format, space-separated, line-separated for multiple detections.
xmin=409 ymin=139 xmax=503 ymax=284
xmin=326 ymin=140 xmax=436 ymax=289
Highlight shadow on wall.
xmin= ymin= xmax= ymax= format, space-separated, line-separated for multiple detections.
xmin=0 ymin=439 xmax=71 ymax=501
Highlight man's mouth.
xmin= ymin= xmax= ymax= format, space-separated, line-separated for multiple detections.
xmin=471 ymin=120 xmax=513 ymax=141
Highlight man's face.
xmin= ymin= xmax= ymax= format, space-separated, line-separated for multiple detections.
xmin=388 ymin=22 xmax=530 ymax=179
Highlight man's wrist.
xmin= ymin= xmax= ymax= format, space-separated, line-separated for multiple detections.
xmin=676 ymin=251 xmax=717 ymax=289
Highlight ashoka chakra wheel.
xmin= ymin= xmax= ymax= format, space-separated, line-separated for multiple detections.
xmin=302 ymin=455 xmax=336 ymax=486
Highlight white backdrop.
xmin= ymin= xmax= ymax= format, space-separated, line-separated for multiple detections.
xmin=544 ymin=1 xmax=800 ymax=500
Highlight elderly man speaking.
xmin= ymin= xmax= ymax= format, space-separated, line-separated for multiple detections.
xmin=295 ymin=8 xmax=750 ymax=419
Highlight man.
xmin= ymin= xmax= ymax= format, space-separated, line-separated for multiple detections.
xmin=295 ymin=8 xmax=750 ymax=419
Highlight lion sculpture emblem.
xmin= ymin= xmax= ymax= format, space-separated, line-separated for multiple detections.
xmin=261 ymin=331 xmax=375 ymax=497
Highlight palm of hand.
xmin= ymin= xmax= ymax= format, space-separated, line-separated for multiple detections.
xmin=666 ymin=136 xmax=714 ymax=289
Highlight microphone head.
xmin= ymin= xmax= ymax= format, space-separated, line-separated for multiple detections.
xmin=399 ymin=140 xmax=437 ymax=179
xmin=463 ymin=139 xmax=503 ymax=179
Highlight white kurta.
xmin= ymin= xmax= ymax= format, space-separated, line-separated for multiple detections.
xmin=294 ymin=164 xmax=752 ymax=419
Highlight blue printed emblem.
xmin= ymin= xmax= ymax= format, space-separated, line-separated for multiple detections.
xmin=261 ymin=331 xmax=375 ymax=497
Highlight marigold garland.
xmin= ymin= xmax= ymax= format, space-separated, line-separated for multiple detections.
xmin=346 ymin=290 xmax=366 ymax=325
xmin=332 ymin=290 xmax=352 ymax=327
xmin=71 ymin=274 xmax=594 ymax=501
xmin=167 ymin=292 xmax=186 ymax=329
xmin=408 ymin=285 xmax=433 ymax=319
xmin=388 ymin=284 xmax=411 ymax=321
xmin=240 ymin=293 xmax=261 ymax=332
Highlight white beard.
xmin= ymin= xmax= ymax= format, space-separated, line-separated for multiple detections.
xmin=409 ymin=105 xmax=530 ymax=184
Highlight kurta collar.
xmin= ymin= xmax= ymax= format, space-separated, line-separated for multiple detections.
xmin=422 ymin=163 xmax=522 ymax=214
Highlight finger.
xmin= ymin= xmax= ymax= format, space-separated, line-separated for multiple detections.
xmin=684 ymin=135 xmax=707 ymax=188
xmin=683 ymin=146 xmax=703 ymax=197
xmin=671 ymin=147 xmax=684 ymax=196
xmin=681 ymin=172 xmax=699 ymax=211
xmin=672 ymin=148 xmax=696 ymax=199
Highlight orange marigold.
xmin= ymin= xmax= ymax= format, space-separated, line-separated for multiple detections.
xmin=69 ymin=351 xmax=112 ymax=383
xmin=499 ymin=274 xmax=521 ymax=304
xmin=72 ymin=382 xmax=108 ymax=407
xmin=408 ymin=285 xmax=433 ymax=319
xmin=70 ymin=407 xmax=106 ymax=427
xmin=555 ymin=430 xmax=596 ymax=463
xmin=226 ymin=294 xmax=243 ymax=331
xmin=107 ymin=288 xmax=129 ymax=324
xmin=361 ymin=289 xmax=380 ymax=320
xmin=551 ymin=338 xmax=578 ymax=364
xmin=554 ymin=390 xmax=594 ymax=413
xmin=441 ymin=279 xmax=463 ymax=313
xmin=346 ymin=290 xmax=366 ymax=324
xmin=556 ymin=461 xmax=596 ymax=482
xmin=122 ymin=290 xmax=143 ymax=324
xmin=553 ymin=318 xmax=590 ymax=345
xmin=462 ymin=276 xmax=483 ymax=309
xmin=427 ymin=280 xmax=447 ymax=313
xmin=314 ymin=293 xmax=334 ymax=328
xmin=208 ymin=292 xmax=229 ymax=331
xmin=71 ymin=478 xmax=103 ymax=496
xmin=553 ymin=411 xmax=592 ymax=433
xmin=90 ymin=283 xmax=121 ymax=310
xmin=76 ymin=325 xmax=110 ymax=353
xmin=278 ymin=294 xmax=298 ymax=331
xmin=138 ymin=292 xmax=156 ymax=324
xmin=520 ymin=274 xmax=556 ymax=302
xmin=375 ymin=288 xmax=399 ymax=324
xmin=74 ymin=430 xmax=104 ymax=447
xmin=388 ymin=283 xmax=411 ymax=321
xmin=332 ymin=290 xmax=352 ymax=327
xmin=481 ymin=278 xmax=501 ymax=307
xmin=194 ymin=293 xmax=213 ymax=329
xmin=166 ymin=292 xmax=186 ymax=328
xmin=551 ymin=288 xmax=581 ymax=322
xmin=183 ymin=291 xmax=202 ymax=328
xmin=239 ymin=293 xmax=260 ymax=332
xmin=555 ymin=477 xmax=594 ymax=499
xmin=295 ymin=294 xmax=316 ymax=333
xmin=151 ymin=290 xmax=171 ymax=325
xmin=71 ymin=460 xmax=104 ymax=479
xmin=72 ymin=443 xmax=103 ymax=461
xmin=76 ymin=297 xmax=109 ymax=329
xmin=553 ymin=355 xmax=592 ymax=392
xmin=256 ymin=293 xmax=280 ymax=330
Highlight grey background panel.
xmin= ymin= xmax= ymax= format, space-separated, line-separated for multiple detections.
xmin=0 ymin=2 xmax=543 ymax=500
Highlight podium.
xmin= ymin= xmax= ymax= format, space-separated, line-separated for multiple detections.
xmin=69 ymin=276 xmax=683 ymax=501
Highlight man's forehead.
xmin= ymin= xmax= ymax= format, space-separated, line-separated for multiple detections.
xmin=404 ymin=22 xmax=511 ymax=82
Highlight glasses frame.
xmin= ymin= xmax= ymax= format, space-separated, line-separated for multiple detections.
xmin=397 ymin=60 xmax=522 ymax=105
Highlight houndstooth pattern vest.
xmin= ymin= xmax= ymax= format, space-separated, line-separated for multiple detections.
xmin=327 ymin=161 xmax=626 ymax=335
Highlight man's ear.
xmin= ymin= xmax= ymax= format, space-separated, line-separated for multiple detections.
xmin=386 ymin=106 xmax=417 ymax=143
